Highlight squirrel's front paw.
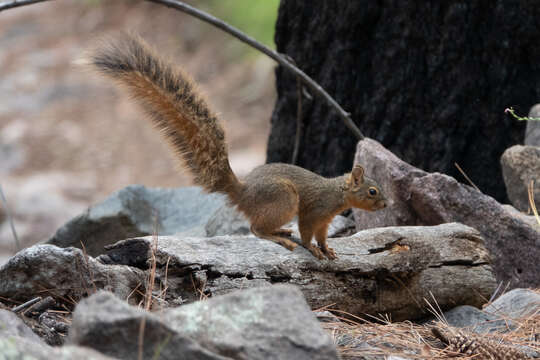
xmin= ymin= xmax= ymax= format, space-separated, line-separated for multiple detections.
xmin=307 ymin=245 xmax=325 ymax=260
xmin=322 ymin=246 xmax=337 ymax=260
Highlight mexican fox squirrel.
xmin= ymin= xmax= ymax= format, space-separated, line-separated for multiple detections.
xmin=87 ymin=33 xmax=386 ymax=260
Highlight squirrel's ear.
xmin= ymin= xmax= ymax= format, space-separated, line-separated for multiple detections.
xmin=351 ymin=165 xmax=365 ymax=186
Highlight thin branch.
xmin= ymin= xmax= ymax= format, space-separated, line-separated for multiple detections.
xmin=12 ymin=296 xmax=41 ymax=313
xmin=145 ymin=0 xmax=364 ymax=140
xmin=0 ymin=0 xmax=51 ymax=11
xmin=291 ymin=75 xmax=303 ymax=165
xmin=283 ymin=54 xmax=304 ymax=165
xmin=0 ymin=0 xmax=365 ymax=139
xmin=137 ymin=316 xmax=147 ymax=360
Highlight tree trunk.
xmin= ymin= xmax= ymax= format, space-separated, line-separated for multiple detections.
xmin=268 ymin=1 xmax=540 ymax=202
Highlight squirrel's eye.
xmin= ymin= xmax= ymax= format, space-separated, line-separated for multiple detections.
xmin=368 ymin=187 xmax=378 ymax=196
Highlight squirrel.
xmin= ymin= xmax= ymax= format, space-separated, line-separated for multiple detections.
xmin=86 ymin=33 xmax=387 ymax=260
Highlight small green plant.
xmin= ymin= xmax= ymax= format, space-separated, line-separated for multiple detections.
xmin=504 ymin=107 xmax=540 ymax=121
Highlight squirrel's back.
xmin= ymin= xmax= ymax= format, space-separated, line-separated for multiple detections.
xmin=245 ymin=163 xmax=326 ymax=187
xmin=87 ymin=33 xmax=243 ymax=202
xmin=244 ymin=163 xmax=347 ymax=210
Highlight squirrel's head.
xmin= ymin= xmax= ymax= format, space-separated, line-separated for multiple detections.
xmin=344 ymin=165 xmax=387 ymax=211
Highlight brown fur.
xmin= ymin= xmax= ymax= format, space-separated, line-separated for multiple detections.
xmin=88 ymin=34 xmax=387 ymax=260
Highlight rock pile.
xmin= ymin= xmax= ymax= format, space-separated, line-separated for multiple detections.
xmin=0 ymin=129 xmax=536 ymax=358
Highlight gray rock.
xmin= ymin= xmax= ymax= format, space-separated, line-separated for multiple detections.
xmin=354 ymin=138 xmax=540 ymax=289
xmin=440 ymin=288 xmax=540 ymax=338
xmin=485 ymin=288 xmax=540 ymax=319
xmin=525 ymin=104 xmax=540 ymax=146
xmin=0 ymin=244 xmax=145 ymax=303
xmin=354 ymin=139 xmax=425 ymax=229
xmin=166 ymin=285 xmax=339 ymax=360
xmin=47 ymin=185 xmax=226 ymax=256
xmin=205 ymin=204 xmax=251 ymax=236
xmin=0 ymin=336 xmax=117 ymax=360
xmin=327 ymin=214 xmax=356 ymax=237
xmin=500 ymin=145 xmax=540 ymax=212
xmin=69 ymin=287 xmax=339 ymax=360
xmin=0 ymin=309 xmax=43 ymax=343
xmin=502 ymin=204 xmax=539 ymax=231
xmin=104 ymin=223 xmax=496 ymax=321
xmin=69 ymin=291 xmax=226 ymax=360
xmin=443 ymin=305 xmax=509 ymax=334
xmin=315 ymin=310 xmax=340 ymax=323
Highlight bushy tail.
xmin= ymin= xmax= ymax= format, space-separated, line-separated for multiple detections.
xmin=87 ymin=33 xmax=244 ymax=202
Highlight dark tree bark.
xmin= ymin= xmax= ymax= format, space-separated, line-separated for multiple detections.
xmin=267 ymin=1 xmax=540 ymax=202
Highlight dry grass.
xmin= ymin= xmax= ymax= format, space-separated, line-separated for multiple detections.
xmin=138 ymin=211 xmax=160 ymax=360
xmin=322 ymin=317 xmax=538 ymax=359
xmin=528 ymin=180 xmax=540 ymax=226
xmin=320 ymin=291 xmax=539 ymax=359
xmin=454 ymin=162 xmax=480 ymax=192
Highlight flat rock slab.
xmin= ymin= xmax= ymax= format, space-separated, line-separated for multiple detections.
xmin=103 ymin=223 xmax=497 ymax=321
xmin=69 ymin=286 xmax=339 ymax=360
xmin=47 ymin=185 xmax=226 ymax=256
xmin=0 ymin=244 xmax=146 ymax=304
xmin=354 ymin=138 xmax=540 ymax=289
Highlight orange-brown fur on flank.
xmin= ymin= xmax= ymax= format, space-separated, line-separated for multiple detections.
xmin=88 ymin=33 xmax=387 ymax=260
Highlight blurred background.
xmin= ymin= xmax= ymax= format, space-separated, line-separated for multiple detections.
xmin=0 ymin=0 xmax=280 ymax=258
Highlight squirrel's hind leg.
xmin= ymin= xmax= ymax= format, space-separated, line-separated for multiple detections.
xmin=272 ymin=228 xmax=293 ymax=237
xmin=251 ymin=226 xmax=298 ymax=251
xmin=243 ymin=179 xmax=299 ymax=252
xmin=250 ymin=212 xmax=298 ymax=251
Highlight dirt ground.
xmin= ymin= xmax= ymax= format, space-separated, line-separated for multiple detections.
xmin=0 ymin=1 xmax=275 ymax=256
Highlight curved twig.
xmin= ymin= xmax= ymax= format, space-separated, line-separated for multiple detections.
xmin=146 ymin=0 xmax=364 ymax=140
xmin=0 ymin=0 xmax=51 ymax=10
xmin=0 ymin=0 xmax=365 ymax=139
xmin=291 ymin=75 xmax=304 ymax=165
xmin=281 ymin=54 xmax=304 ymax=165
